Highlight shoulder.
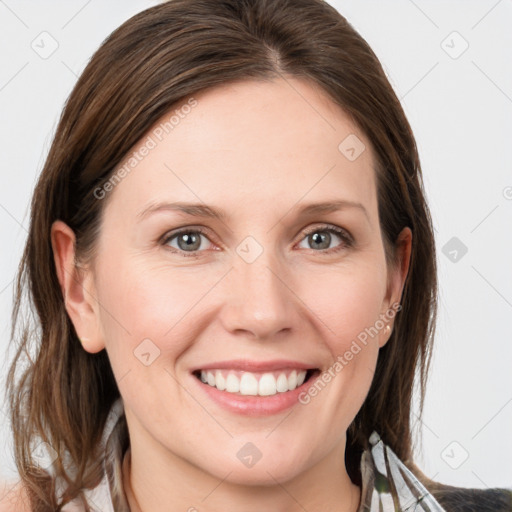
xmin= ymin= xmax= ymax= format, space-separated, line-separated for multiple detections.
xmin=406 ymin=461 xmax=512 ymax=511
xmin=426 ymin=480 xmax=512 ymax=512
xmin=0 ymin=479 xmax=31 ymax=512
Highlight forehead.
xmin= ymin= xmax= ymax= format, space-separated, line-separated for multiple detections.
xmin=104 ymin=76 xmax=378 ymax=221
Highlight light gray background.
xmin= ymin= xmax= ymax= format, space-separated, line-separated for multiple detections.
xmin=1 ymin=0 xmax=511 ymax=491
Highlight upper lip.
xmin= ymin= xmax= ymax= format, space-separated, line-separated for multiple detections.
xmin=191 ymin=359 xmax=318 ymax=373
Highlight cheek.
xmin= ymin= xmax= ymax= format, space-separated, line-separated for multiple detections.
xmin=296 ymin=262 xmax=386 ymax=415
xmin=298 ymin=260 xmax=387 ymax=349
xmin=94 ymin=256 xmax=222 ymax=361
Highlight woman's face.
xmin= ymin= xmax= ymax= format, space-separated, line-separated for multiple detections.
xmin=56 ymin=76 xmax=411 ymax=486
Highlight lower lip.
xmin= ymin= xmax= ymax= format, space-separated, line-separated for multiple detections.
xmin=191 ymin=371 xmax=320 ymax=417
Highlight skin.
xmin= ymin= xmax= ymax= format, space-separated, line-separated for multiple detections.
xmin=51 ymin=76 xmax=412 ymax=512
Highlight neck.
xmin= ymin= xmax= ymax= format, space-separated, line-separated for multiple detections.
xmin=123 ymin=448 xmax=143 ymax=512
xmin=121 ymin=433 xmax=361 ymax=512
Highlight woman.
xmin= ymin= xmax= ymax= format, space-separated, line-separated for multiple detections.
xmin=2 ymin=0 xmax=511 ymax=510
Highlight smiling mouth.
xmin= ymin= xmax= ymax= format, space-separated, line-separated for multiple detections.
xmin=192 ymin=368 xmax=319 ymax=396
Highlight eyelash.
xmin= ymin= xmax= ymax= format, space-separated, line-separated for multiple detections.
xmin=159 ymin=224 xmax=353 ymax=258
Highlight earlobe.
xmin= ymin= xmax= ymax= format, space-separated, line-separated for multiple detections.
xmin=380 ymin=324 xmax=392 ymax=348
xmin=50 ymin=220 xmax=105 ymax=354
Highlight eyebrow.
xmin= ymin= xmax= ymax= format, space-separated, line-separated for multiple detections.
xmin=137 ymin=199 xmax=369 ymax=223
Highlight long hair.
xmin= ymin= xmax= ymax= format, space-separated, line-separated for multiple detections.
xmin=5 ymin=0 xmax=441 ymax=509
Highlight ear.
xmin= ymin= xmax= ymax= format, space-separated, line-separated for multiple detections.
xmin=379 ymin=226 xmax=412 ymax=348
xmin=50 ymin=220 xmax=105 ymax=353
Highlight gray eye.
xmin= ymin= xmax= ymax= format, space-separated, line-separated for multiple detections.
xmin=297 ymin=228 xmax=345 ymax=251
xmin=308 ymin=231 xmax=332 ymax=250
xmin=166 ymin=231 xmax=207 ymax=252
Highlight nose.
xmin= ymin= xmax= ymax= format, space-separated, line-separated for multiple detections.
xmin=218 ymin=249 xmax=299 ymax=340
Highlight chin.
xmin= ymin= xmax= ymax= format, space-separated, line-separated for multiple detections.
xmin=197 ymin=448 xmax=312 ymax=487
xmin=216 ymin=462 xmax=303 ymax=487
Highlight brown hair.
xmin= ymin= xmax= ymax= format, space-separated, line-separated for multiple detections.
xmin=6 ymin=0 xmax=440 ymax=509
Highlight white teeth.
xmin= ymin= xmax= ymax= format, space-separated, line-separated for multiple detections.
xmin=198 ymin=369 xmax=308 ymax=396
xmin=225 ymin=373 xmax=240 ymax=393
xmin=258 ymin=373 xmax=277 ymax=396
xmin=240 ymin=373 xmax=258 ymax=395
xmin=288 ymin=370 xmax=297 ymax=390
xmin=276 ymin=373 xmax=289 ymax=392
xmin=216 ymin=371 xmax=226 ymax=391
